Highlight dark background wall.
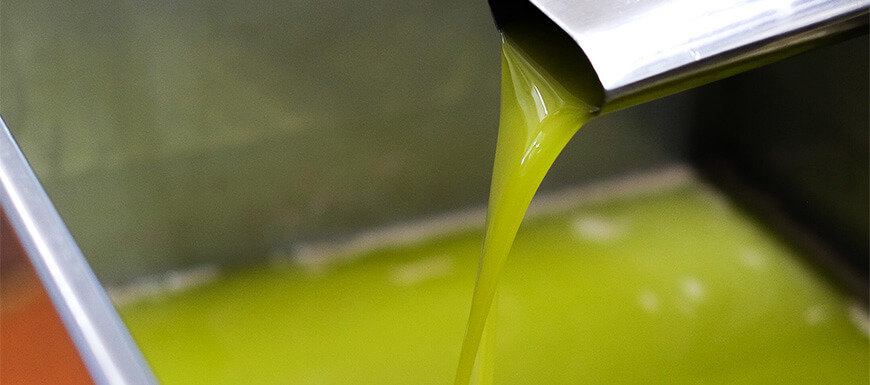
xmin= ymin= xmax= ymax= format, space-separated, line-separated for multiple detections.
xmin=693 ymin=35 xmax=869 ymax=281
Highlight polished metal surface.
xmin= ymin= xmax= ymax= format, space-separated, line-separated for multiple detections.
xmin=493 ymin=0 xmax=869 ymax=110
xmin=0 ymin=117 xmax=158 ymax=385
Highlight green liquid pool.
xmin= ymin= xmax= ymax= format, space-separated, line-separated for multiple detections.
xmin=118 ymin=179 xmax=869 ymax=384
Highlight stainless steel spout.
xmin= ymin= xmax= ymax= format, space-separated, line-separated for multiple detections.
xmin=490 ymin=0 xmax=869 ymax=112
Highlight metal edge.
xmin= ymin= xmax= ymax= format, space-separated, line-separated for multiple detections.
xmin=601 ymin=7 xmax=870 ymax=112
xmin=0 ymin=116 xmax=158 ymax=385
xmin=497 ymin=0 xmax=868 ymax=111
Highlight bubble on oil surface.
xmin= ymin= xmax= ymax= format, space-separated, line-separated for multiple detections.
xmin=638 ymin=290 xmax=660 ymax=313
xmin=848 ymin=303 xmax=869 ymax=336
xmin=681 ymin=276 xmax=705 ymax=302
xmin=738 ymin=247 xmax=769 ymax=271
xmin=804 ymin=305 xmax=828 ymax=326
xmin=389 ymin=255 xmax=455 ymax=287
xmin=571 ymin=215 xmax=626 ymax=242
xmin=107 ymin=264 xmax=220 ymax=306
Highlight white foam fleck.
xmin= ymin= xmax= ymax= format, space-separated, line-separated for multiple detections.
xmin=738 ymin=247 xmax=768 ymax=271
xmin=638 ymin=290 xmax=659 ymax=313
xmin=389 ymin=255 xmax=455 ymax=287
xmin=108 ymin=277 xmax=163 ymax=306
xmin=681 ymin=277 xmax=705 ymax=301
xmin=165 ymin=265 xmax=220 ymax=292
xmin=804 ymin=305 xmax=827 ymax=325
xmin=571 ymin=216 xmax=626 ymax=242
xmin=848 ymin=303 xmax=869 ymax=336
xmin=107 ymin=264 xmax=221 ymax=306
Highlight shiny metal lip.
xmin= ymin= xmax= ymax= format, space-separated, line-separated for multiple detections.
xmin=0 ymin=117 xmax=158 ymax=385
xmin=492 ymin=0 xmax=869 ymax=111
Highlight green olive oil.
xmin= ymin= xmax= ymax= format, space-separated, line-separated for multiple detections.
xmin=454 ymin=36 xmax=598 ymax=385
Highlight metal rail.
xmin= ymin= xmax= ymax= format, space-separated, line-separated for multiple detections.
xmin=0 ymin=116 xmax=158 ymax=385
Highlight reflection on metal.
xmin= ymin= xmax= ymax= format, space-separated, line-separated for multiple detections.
xmin=0 ymin=117 xmax=158 ymax=385
xmin=491 ymin=0 xmax=869 ymax=110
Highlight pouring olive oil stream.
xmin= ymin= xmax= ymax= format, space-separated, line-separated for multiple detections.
xmin=454 ymin=34 xmax=601 ymax=385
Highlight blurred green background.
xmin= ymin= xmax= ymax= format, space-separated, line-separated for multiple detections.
xmin=0 ymin=0 xmax=866 ymax=286
xmin=0 ymin=0 xmax=694 ymax=284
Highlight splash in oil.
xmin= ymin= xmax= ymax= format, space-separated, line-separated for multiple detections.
xmin=454 ymin=36 xmax=599 ymax=385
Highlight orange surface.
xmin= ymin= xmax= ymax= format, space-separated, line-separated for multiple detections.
xmin=1 ymin=210 xmax=94 ymax=385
